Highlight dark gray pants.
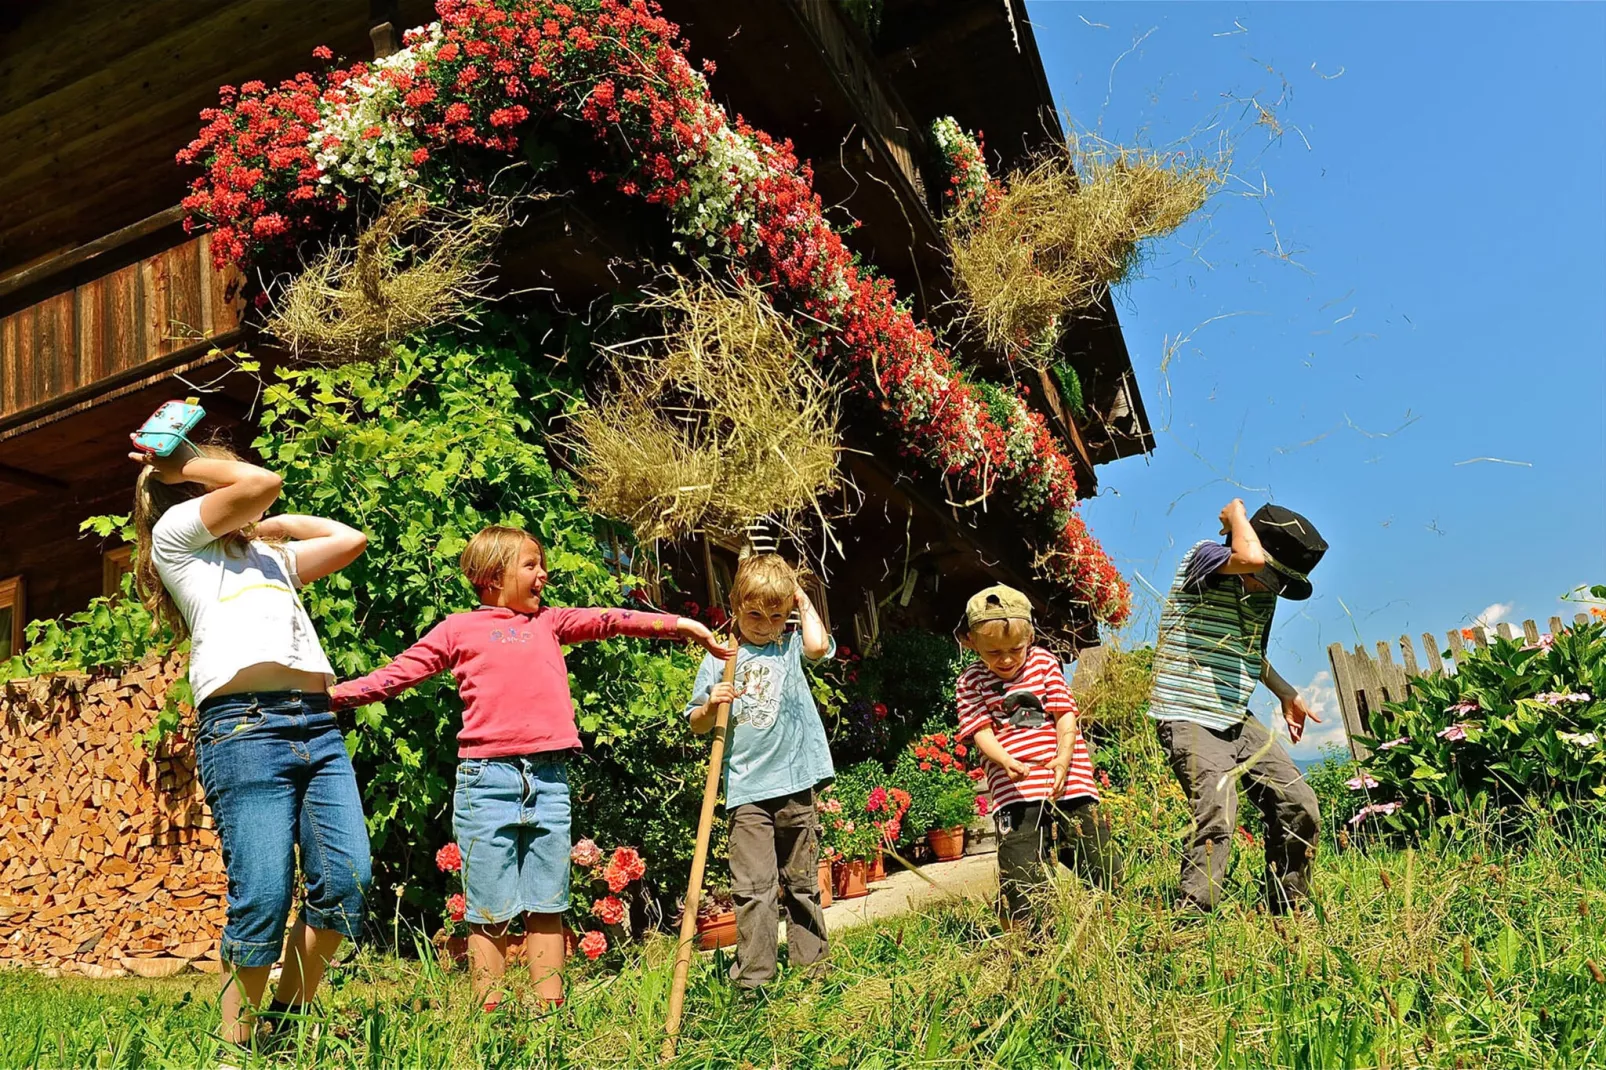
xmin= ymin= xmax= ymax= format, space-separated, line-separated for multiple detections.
xmin=1156 ymin=717 xmax=1320 ymax=913
xmin=727 ymin=789 xmax=828 ymax=988
xmin=995 ymin=797 xmax=1122 ymax=920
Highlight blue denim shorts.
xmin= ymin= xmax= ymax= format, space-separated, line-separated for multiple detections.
xmin=196 ymin=692 xmax=372 ymax=967
xmin=452 ymin=754 xmax=572 ymax=924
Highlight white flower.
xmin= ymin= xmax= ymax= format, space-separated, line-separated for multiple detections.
xmin=1557 ymin=731 xmax=1600 ymax=748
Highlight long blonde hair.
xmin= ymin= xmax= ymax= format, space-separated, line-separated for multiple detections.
xmin=132 ymin=444 xmax=255 ymax=639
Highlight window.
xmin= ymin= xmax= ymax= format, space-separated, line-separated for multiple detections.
xmin=103 ymin=546 xmax=133 ymax=599
xmin=0 ymin=576 xmax=23 ymax=660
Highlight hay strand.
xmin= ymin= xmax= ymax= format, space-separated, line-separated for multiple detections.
xmin=948 ymin=135 xmax=1222 ymax=366
xmin=569 ymin=277 xmax=841 ymax=545
xmin=265 ymin=195 xmax=507 ymax=363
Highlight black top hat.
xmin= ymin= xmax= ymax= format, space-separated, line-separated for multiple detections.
xmin=1247 ymin=504 xmax=1327 ymax=601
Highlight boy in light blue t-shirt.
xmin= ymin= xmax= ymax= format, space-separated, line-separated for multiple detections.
xmin=686 ymin=554 xmax=835 ymax=989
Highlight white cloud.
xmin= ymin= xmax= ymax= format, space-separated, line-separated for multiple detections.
xmin=1474 ymin=602 xmax=1515 ymax=628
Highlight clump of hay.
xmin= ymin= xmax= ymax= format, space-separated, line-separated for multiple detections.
xmin=265 ymin=195 xmax=506 ymax=362
xmin=948 ymin=135 xmax=1223 ymax=366
xmin=569 ymin=277 xmax=841 ymax=545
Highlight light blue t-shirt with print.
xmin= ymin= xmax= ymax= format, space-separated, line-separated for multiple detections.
xmin=685 ymin=630 xmax=836 ymax=808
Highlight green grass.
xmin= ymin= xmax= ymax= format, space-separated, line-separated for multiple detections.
xmin=3 ymin=826 xmax=1603 ymax=1069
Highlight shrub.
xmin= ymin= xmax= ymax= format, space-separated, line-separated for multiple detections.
xmin=1356 ymin=610 xmax=1606 ymax=839
xmin=252 ymin=316 xmax=721 ymax=921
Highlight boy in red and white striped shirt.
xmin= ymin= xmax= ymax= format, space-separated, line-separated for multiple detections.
xmin=954 ymin=585 xmax=1121 ymax=923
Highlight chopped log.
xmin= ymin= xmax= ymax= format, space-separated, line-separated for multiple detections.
xmin=0 ymin=654 xmax=226 ymax=974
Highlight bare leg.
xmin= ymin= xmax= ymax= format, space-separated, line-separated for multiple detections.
xmin=273 ymin=919 xmax=345 ymax=1008
xmin=220 ymin=964 xmax=274 ymax=1045
xmin=523 ymin=912 xmax=565 ymax=1003
xmin=468 ymin=922 xmax=511 ymax=1009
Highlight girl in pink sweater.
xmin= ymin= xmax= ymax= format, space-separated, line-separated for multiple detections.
xmin=332 ymin=525 xmax=727 ymax=1009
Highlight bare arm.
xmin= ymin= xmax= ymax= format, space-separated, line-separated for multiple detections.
xmin=1049 ymin=704 xmax=1079 ymax=795
xmin=1216 ymin=498 xmax=1266 ymax=575
xmin=1262 ymin=657 xmax=1321 ymax=743
xmin=794 ymin=585 xmax=831 ymax=660
xmin=690 ymin=680 xmax=739 ymax=736
xmin=254 ymin=514 xmax=368 ymax=584
xmin=132 ymin=447 xmax=281 ymax=539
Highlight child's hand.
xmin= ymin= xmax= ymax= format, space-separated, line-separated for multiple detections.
xmin=1281 ymin=693 xmax=1320 ymax=744
xmin=1218 ymin=498 xmax=1247 ymax=535
xmin=1001 ymin=755 xmax=1035 ymax=782
xmin=1049 ymin=756 xmax=1072 ymax=796
xmin=707 ymin=681 xmax=742 ymax=709
xmin=794 ymin=585 xmax=812 ymax=609
xmin=129 ymin=444 xmax=198 ymax=485
xmin=677 ymin=618 xmax=734 ymax=660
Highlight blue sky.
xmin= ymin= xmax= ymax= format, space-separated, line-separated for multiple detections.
xmin=1028 ymin=2 xmax=1606 ymax=756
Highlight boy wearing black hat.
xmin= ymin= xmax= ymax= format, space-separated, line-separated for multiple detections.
xmin=1149 ymin=499 xmax=1329 ymax=914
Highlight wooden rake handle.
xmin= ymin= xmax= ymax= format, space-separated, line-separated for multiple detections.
xmin=661 ymin=630 xmax=740 ymax=1062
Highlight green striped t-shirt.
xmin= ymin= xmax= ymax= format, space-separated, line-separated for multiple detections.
xmin=1148 ymin=541 xmax=1277 ymax=731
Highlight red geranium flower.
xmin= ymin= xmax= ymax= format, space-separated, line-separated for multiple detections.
xmin=578 ymin=930 xmax=608 ymax=960
xmin=592 ymin=895 xmax=626 ymax=926
xmin=435 ymin=843 xmax=463 ymax=873
xmin=446 ymin=893 xmax=467 ymax=922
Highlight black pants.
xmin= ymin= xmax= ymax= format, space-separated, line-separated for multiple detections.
xmin=995 ymin=797 xmax=1121 ymax=920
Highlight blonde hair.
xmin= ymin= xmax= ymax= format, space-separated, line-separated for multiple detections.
xmin=729 ymin=553 xmax=798 ymax=614
xmin=968 ymin=617 xmax=1034 ymax=644
xmin=132 ymin=443 xmax=255 ymax=639
xmin=461 ymin=525 xmax=544 ymax=598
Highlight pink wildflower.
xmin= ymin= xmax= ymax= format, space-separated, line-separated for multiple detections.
xmin=1377 ymin=737 xmax=1409 ymax=751
xmin=1346 ymin=773 xmax=1380 ymax=790
xmin=1438 ymin=723 xmax=1471 ymax=742
xmin=1349 ymin=801 xmax=1403 ymax=826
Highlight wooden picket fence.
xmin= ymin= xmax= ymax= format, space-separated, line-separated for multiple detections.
xmin=1328 ymin=614 xmax=1593 ymax=761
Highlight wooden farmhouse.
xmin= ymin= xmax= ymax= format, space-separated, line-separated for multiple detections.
xmin=0 ymin=0 xmax=1151 ymax=657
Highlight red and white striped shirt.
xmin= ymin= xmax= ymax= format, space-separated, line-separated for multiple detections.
xmin=955 ymin=648 xmax=1099 ymax=809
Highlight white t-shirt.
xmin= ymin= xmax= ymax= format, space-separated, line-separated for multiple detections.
xmin=151 ymin=498 xmax=335 ymax=705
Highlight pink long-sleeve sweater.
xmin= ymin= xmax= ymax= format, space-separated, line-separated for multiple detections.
xmin=330 ymin=604 xmax=681 ymax=758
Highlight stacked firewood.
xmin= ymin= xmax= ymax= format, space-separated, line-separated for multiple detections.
xmin=0 ymin=656 xmax=225 ymax=977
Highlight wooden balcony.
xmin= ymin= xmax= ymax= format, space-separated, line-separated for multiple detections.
xmin=1 ymin=230 xmax=244 ymax=437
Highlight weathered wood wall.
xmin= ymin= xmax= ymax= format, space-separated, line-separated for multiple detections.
xmin=0 ymin=234 xmax=240 ymax=423
xmin=0 ymin=656 xmax=225 ymax=978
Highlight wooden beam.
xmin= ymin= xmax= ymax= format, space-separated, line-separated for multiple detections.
xmin=0 ymin=328 xmax=246 ymax=443
xmin=0 ymin=462 xmax=67 ymax=495
xmin=0 ymin=206 xmax=184 ymax=302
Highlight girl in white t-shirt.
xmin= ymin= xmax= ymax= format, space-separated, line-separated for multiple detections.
xmin=132 ymin=443 xmax=369 ymax=1052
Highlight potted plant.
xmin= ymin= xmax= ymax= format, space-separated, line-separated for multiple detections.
xmin=926 ymin=785 xmax=981 ymax=861
xmin=817 ymin=849 xmax=835 ymax=908
xmin=695 ymin=886 xmax=738 ymax=949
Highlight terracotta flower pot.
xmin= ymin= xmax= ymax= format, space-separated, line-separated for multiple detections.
xmin=867 ymin=848 xmax=885 ymax=884
xmin=696 ymin=910 xmax=738 ymax=950
xmin=927 ymin=825 xmax=966 ymax=862
xmin=833 ymin=858 xmax=869 ymax=900
xmin=818 ymin=857 xmax=834 ymax=907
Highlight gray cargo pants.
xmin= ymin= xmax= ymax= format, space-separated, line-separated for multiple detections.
xmin=1156 ymin=716 xmax=1320 ymax=913
xmin=727 ymin=789 xmax=828 ymax=988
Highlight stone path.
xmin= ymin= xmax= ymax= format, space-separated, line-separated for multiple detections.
xmin=818 ymin=846 xmax=998 ymax=935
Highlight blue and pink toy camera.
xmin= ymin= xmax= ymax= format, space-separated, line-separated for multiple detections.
xmin=130 ymin=398 xmax=205 ymax=457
